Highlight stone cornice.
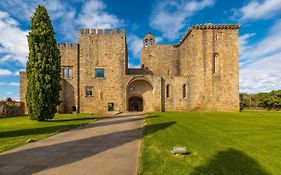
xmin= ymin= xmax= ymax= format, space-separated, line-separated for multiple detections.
xmin=175 ymin=24 xmax=240 ymax=47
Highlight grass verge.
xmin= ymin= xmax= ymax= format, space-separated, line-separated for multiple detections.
xmin=140 ymin=111 xmax=281 ymax=175
xmin=0 ymin=113 xmax=96 ymax=153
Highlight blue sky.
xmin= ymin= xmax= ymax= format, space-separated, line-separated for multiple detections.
xmin=0 ymin=0 xmax=281 ymax=100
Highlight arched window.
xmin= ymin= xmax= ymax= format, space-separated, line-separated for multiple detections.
xmin=183 ymin=84 xmax=186 ymax=98
xmin=215 ymin=33 xmax=218 ymax=40
xmin=149 ymin=39 xmax=154 ymax=46
xmin=212 ymin=53 xmax=219 ymax=74
xmin=145 ymin=39 xmax=148 ymax=47
xmin=166 ymin=84 xmax=170 ymax=98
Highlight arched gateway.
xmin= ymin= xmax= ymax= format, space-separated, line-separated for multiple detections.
xmin=126 ymin=78 xmax=154 ymax=112
xmin=128 ymin=96 xmax=143 ymax=111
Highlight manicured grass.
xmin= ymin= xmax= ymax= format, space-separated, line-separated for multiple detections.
xmin=140 ymin=111 xmax=281 ymax=175
xmin=0 ymin=113 xmax=96 ymax=153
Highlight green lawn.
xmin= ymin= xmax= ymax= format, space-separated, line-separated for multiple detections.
xmin=0 ymin=113 xmax=96 ymax=153
xmin=140 ymin=111 xmax=281 ymax=175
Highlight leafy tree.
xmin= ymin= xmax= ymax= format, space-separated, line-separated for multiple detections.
xmin=240 ymin=93 xmax=259 ymax=108
xmin=259 ymin=90 xmax=281 ymax=110
xmin=241 ymin=90 xmax=281 ymax=110
xmin=26 ymin=5 xmax=61 ymax=121
xmin=256 ymin=92 xmax=268 ymax=108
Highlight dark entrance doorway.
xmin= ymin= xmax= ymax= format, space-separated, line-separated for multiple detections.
xmin=128 ymin=96 xmax=143 ymax=111
xmin=108 ymin=102 xmax=114 ymax=111
xmin=72 ymin=106 xmax=77 ymax=114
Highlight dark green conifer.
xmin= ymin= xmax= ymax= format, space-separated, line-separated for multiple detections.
xmin=26 ymin=5 xmax=61 ymax=121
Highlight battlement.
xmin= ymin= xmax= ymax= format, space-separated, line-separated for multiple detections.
xmin=79 ymin=28 xmax=126 ymax=35
xmin=192 ymin=24 xmax=240 ymax=30
xmin=176 ymin=23 xmax=240 ymax=47
xmin=57 ymin=43 xmax=79 ymax=48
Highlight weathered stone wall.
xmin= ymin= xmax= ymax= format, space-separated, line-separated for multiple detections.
xmin=78 ymin=29 xmax=127 ymax=113
xmin=141 ymin=45 xmax=179 ymax=76
xmin=161 ymin=76 xmax=189 ymax=111
xmin=210 ymin=28 xmax=239 ymax=111
xmin=177 ymin=25 xmax=239 ymax=112
xmin=58 ymin=43 xmax=79 ymax=113
xmin=178 ymin=29 xmax=209 ymax=111
xmin=0 ymin=100 xmax=24 ymax=117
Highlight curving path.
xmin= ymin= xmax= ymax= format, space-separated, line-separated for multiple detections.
xmin=0 ymin=113 xmax=144 ymax=175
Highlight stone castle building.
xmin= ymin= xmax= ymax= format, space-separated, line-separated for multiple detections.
xmin=0 ymin=98 xmax=24 ymax=117
xmin=20 ymin=24 xmax=240 ymax=113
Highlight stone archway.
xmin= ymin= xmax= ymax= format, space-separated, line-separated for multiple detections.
xmin=128 ymin=96 xmax=143 ymax=111
xmin=126 ymin=78 xmax=154 ymax=112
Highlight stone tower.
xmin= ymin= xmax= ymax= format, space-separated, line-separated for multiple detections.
xmin=143 ymin=32 xmax=155 ymax=47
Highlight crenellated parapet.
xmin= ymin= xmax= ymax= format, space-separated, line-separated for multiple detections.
xmin=192 ymin=24 xmax=240 ymax=30
xmin=57 ymin=43 xmax=79 ymax=49
xmin=176 ymin=24 xmax=240 ymax=47
xmin=79 ymin=28 xmax=126 ymax=35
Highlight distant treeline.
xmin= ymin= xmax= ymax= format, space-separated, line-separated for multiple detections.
xmin=240 ymin=90 xmax=281 ymax=110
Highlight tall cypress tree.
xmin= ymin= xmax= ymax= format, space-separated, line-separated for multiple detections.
xmin=26 ymin=5 xmax=61 ymax=121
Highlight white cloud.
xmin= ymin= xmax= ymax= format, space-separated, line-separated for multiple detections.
xmin=0 ymin=69 xmax=20 ymax=76
xmin=126 ymin=33 xmax=165 ymax=68
xmin=7 ymin=82 xmax=19 ymax=86
xmin=240 ymin=52 xmax=281 ymax=93
xmin=1 ymin=91 xmax=19 ymax=101
xmin=127 ymin=34 xmax=164 ymax=58
xmin=0 ymin=82 xmax=19 ymax=86
xmin=0 ymin=0 xmax=78 ymax=41
xmin=150 ymin=0 xmax=214 ymax=40
xmin=155 ymin=36 xmax=164 ymax=44
xmin=0 ymin=0 xmax=123 ymax=42
xmin=128 ymin=62 xmax=141 ymax=68
xmin=236 ymin=0 xmax=281 ymax=21
xmin=0 ymin=69 xmax=13 ymax=76
xmin=13 ymin=70 xmax=24 ymax=76
xmin=239 ymin=33 xmax=256 ymax=57
xmin=240 ymin=20 xmax=281 ymax=67
xmin=239 ymin=21 xmax=281 ymax=92
xmin=126 ymin=34 xmax=143 ymax=68
xmin=0 ymin=0 xmax=68 ymax=21
xmin=78 ymin=0 xmax=123 ymax=29
xmin=0 ymin=11 xmax=28 ymax=65
xmin=0 ymin=0 xmax=124 ymax=67
xmin=127 ymin=34 xmax=143 ymax=58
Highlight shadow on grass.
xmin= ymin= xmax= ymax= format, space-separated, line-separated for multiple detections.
xmin=0 ymin=115 xmax=28 ymax=119
xmin=0 ymin=117 xmax=145 ymax=139
xmin=47 ymin=117 xmax=95 ymax=122
xmin=144 ymin=121 xmax=176 ymax=136
xmin=191 ymin=148 xmax=269 ymax=175
xmin=0 ymin=124 xmax=82 ymax=138
xmin=145 ymin=115 xmax=160 ymax=119
xmin=0 ymin=118 xmax=175 ymax=174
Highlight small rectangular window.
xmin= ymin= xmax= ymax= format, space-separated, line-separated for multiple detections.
xmin=63 ymin=67 xmax=72 ymax=78
xmin=166 ymin=84 xmax=170 ymax=98
xmin=95 ymin=68 xmax=104 ymax=78
xmin=86 ymin=87 xmax=93 ymax=96
xmin=183 ymin=84 xmax=186 ymax=98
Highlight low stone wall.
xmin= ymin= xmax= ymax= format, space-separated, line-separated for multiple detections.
xmin=0 ymin=99 xmax=25 ymax=117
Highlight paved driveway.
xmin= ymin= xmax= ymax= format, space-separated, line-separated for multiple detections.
xmin=0 ymin=113 xmax=144 ymax=175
